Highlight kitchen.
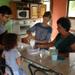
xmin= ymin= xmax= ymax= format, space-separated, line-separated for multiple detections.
xmin=0 ymin=0 xmax=75 ymax=75
xmin=6 ymin=0 xmax=50 ymax=39
xmin=0 ymin=0 xmax=75 ymax=39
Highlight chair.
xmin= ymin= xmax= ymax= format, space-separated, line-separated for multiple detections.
xmin=28 ymin=64 xmax=63 ymax=75
xmin=0 ymin=64 xmax=14 ymax=75
xmin=0 ymin=49 xmax=14 ymax=75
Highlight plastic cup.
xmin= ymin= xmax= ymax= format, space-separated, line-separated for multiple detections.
xmin=50 ymin=47 xmax=58 ymax=61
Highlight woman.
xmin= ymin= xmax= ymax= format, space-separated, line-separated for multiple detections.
xmin=37 ymin=17 xmax=75 ymax=58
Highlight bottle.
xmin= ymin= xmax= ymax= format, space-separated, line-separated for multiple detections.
xmin=50 ymin=47 xmax=58 ymax=61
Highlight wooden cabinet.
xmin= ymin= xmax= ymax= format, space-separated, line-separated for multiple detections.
xmin=10 ymin=2 xmax=17 ymax=19
xmin=10 ymin=2 xmax=30 ymax=19
xmin=10 ymin=2 xmax=46 ymax=19
xmin=38 ymin=4 xmax=46 ymax=18
xmin=30 ymin=4 xmax=38 ymax=19
xmin=30 ymin=4 xmax=46 ymax=19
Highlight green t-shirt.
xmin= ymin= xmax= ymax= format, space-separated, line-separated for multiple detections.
xmin=54 ymin=33 xmax=75 ymax=53
xmin=5 ymin=20 xmax=13 ymax=33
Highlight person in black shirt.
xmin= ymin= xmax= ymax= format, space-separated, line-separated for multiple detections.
xmin=37 ymin=17 xmax=75 ymax=58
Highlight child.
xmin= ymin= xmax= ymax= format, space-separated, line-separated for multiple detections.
xmin=2 ymin=33 xmax=26 ymax=75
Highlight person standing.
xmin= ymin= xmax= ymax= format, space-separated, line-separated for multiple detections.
xmin=22 ymin=11 xmax=52 ymax=49
xmin=0 ymin=5 xmax=12 ymax=49
xmin=0 ymin=6 xmax=12 ymax=74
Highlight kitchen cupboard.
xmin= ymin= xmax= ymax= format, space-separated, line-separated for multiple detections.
xmin=38 ymin=4 xmax=46 ymax=18
xmin=30 ymin=4 xmax=46 ymax=19
xmin=9 ymin=1 xmax=46 ymax=19
xmin=10 ymin=1 xmax=30 ymax=19
xmin=30 ymin=4 xmax=38 ymax=19
xmin=10 ymin=2 xmax=17 ymax=19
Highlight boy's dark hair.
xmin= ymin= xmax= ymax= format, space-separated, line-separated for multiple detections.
xmin=43 ymin=11 xmax=51 ymax=19
xmin=57 ymin=17 xmax=71 ymax=31
xmin=3 ymin=33 xmax=18 ymax=51
xmin=0 ymin=5 xmax=12 ymax=15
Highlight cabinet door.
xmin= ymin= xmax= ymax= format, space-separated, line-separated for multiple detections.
xmin=30 ymin=4 xmax=38 ymax=19
xmin=10 ymin=2 xmax=17 ymax=19
xmin=38 ymin=4 xmax=46 ymax=18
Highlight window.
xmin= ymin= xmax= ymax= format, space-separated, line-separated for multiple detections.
xmin=68 ymin=0 xmax=75 ymax=18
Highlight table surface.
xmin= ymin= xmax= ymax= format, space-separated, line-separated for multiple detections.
xmin=19 ymin=47 xmax=75 ymax=75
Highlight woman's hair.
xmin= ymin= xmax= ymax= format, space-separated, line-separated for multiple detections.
xmin=57 ymin=17 xmax=71 ymax=31
xmin=0 ymin=5 xmax=12 ymax=15
xmin=43 ymin=11 xmax=51 ymax=19
xmin=3 ymin=33 xmax=18 ymax=51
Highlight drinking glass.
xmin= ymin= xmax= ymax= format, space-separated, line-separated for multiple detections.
xmin=50 ymin=47 xmax=58 ymax=61
xmin=39 ymin=49 xmax=49 ymax=59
